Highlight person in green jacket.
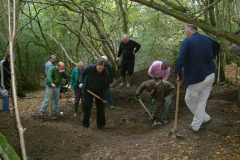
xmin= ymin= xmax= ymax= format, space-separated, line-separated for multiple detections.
xmin=68 ymin=61 xmax=85 ymax=116
xmin=135 ymin=80 xmax=175 ymax=123
xmin=101 ymin=56 xmax=115 ymax=109
xmin=40 ymin=62 xmax=67 ymax=115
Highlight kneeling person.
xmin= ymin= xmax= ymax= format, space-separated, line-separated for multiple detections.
xmin=136 ymin=80 xmax=175 ymax=123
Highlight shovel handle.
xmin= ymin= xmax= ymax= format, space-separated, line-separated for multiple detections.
xmin=135 ymin=96 xmax=152 ymax=118
xmin=173 ymin=81 xmax=180 ymax=130
xmin=50 ymin=87 xmax=54 ymax=115
xmin=87 ymin=90 xmax=104 ymax=101
xmin=65 ymin=89 xmax=70 ymax=113
xmin=139 ymin=99 xmax=153 ymax=118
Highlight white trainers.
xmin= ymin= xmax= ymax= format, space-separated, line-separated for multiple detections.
xmin=119 ymin=82 xmax=125 ymax=86
xmin=74 ymin=113 xmax=77 ymax=116
xmin=126 ymin=83 xmax=130 ymax=87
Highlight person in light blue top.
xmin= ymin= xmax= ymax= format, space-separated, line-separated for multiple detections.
xmin=45 ymin=55 xmax=57 ymax=75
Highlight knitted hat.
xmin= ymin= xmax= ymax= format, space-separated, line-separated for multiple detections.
xmin=234 ymin=27 xmax=240 ymax=34
xmin=162 ymin=59 xmax=171 ymax=68
xmin=101 ymin=56 xmax=108 ymax=61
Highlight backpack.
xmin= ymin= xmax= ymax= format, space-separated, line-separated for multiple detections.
xmin=17 ymin=91 xmax=26 ymax=98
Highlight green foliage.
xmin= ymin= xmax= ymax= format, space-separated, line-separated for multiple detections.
xmin=0 ymin=132 xmax=20 ymax=160
xmin=0 ymin=0 xmax=239 ymax=89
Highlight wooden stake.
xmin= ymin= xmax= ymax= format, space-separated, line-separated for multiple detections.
xmin=50 ymin=88 xmax=54 ymax=115
xmin=65 ymin=90 xmax=70 ymax=113
xmin=236 ymin=64 xmax=238 ymax=86
xmin=173 ymin=81 xmax=180 ymax=131
xmin=217 ymin=56 xmax=220 ymax=85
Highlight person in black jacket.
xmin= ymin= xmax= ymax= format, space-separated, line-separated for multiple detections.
xmin=79 ymin=59 xmax=110 ymax=129
xmin=0 ymin=54 xmax=14 ymax=113
xmin=116 ymin=34 xmax=141 ymax=87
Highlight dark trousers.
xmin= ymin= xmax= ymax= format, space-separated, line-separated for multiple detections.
xmin=83 ymin=89 xmax=105 ymax=129
xmin=74 ymin=87 xmax=84 ymax=105
xmin=120 ymin=59 xmax=135 ymax=76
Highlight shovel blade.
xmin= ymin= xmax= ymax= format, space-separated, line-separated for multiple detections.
xmin=169 ymin=127 xmax=176 ymax=133
xmin=152 ymin=121 xmax=162 ymax=126
xmin=169 ymin=127 xmax=183 ymax=138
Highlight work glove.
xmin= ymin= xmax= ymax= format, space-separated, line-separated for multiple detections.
xmin=135 ymin=94 xmax=140 ymax=100
xmin=149 ymin=117 xmax=156 ymax=122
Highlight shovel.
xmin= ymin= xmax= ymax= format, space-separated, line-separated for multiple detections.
xmin=170 ymin=81 xmax=183 ymax=138
xmin=135 ymin=96 xmax=161 ymax=126
xmin=87 ymin=89 xmax=121 ymax=109
xmin=50 ymin=87 xmax=54 ymax=115
xmin=87 ymin=89 xmax=105 ymax=101
xmin=65 ymin=88 xmax=70 ymax=114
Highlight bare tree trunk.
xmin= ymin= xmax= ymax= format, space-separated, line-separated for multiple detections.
xmin=209 ymin=0 xmax=216 ymax=26
xmin=115 ymin=0 xmax=122 ymax=45
xmin=8 ymin=0 xmax=27 ymax=159
xmin=119 ymin=0 xmax=128 ymax=33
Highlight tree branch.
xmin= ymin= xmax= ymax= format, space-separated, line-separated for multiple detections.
xmin=131 ymin=0 xmax=240 ymax=46
xmin=47 ymin=34 xmax=77 ymax=65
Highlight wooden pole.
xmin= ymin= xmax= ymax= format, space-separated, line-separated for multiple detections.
xmin=236 ymin=64 xmax=238 ymax=85
xmin=173 ymin=81 xmax=180 ymax=130
xmin=50 ymin=88 xmax=54 ymax=115
xmin=139 ymin=100 xmax=153 ymax=118
xmin=217 ymin=56 xmax=220 ymax=85
xmin=65 ymin=90 xmax=70 ymax=113
xmin=87 ymin=89 xmax=104 ymax=101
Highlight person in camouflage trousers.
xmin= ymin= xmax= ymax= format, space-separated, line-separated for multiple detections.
xmin=135 ymin=80 xmax=175 ymax=123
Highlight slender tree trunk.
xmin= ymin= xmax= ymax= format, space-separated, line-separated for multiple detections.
xmin=119 ymin=0 xmax=128 ymax=33
xmin=8 ymin=0 xmax=27 ymax=159
xmin=209 ymin=0 xmax=216 ymax=26
xmin=115 ymin=0 xmax=122 ymax=45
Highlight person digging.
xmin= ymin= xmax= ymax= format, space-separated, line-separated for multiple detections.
xmin=135 ymin=80 xmax=175 ymax=124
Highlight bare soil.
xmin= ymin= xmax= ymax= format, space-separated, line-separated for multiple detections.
xmin=1 ymin=65 xmax=240 ymax=159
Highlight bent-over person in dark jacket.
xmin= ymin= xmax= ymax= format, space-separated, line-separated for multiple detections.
xmin=79 ymin=59 xmax=110 ymax=129
xmin=136 ymin=80 xmax=175 ymax=124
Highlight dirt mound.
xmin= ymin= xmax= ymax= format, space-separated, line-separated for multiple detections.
xmin=0 ymin=111 xmax=21 ymax=156
xmin=1 ymin=67 xmax=240 ymax=159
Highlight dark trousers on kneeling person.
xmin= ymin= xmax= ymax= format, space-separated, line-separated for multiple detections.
xmin=83 ymin=89 xmax=105 ymax=129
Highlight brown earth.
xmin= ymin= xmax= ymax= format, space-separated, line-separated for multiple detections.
xmin=1 ymin=65 xmax=240 ymax=159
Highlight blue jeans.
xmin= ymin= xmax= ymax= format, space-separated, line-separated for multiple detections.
xmin=0 ymin=87 xmax=10 ymax=113
xmin=107 ymin=88 xmax=114 ymax=106
xmin=40 ymin=85 xmax=60 ymax=115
